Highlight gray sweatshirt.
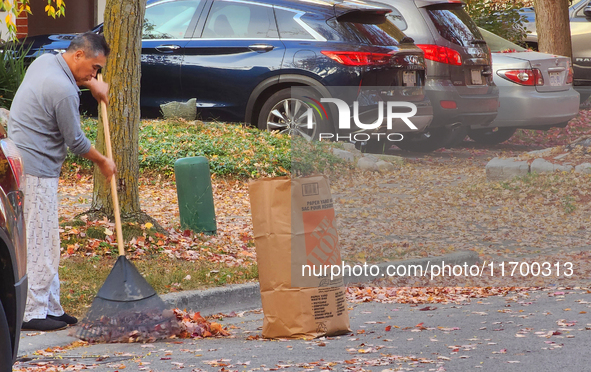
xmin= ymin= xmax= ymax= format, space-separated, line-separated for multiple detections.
xmin=8 ymin=53 xmax=92 ymax=178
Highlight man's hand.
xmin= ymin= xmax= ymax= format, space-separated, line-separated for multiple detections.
xmin=82 ymin=147 xmax=117 ymax=181
xmin=82 ymin=77 xmax=109 ymax=104
xmin=97 ymin=157 xmax=117 ymax=182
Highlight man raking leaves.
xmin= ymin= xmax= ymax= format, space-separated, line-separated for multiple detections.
xmin=10 ymin=32 xmax=178 ymax=342
xmin=8 ymin=32 xmax=117 ymax=331
xmin=72 ymin=73 xmax=179 ymax=343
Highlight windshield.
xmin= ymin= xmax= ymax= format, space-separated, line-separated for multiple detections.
xmin=478 ymin=27 xmax=526 ymax=53
xmin=426 ymin=4 xmax=483 ymax=47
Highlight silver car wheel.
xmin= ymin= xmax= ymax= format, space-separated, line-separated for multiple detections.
xmin=266 ymin=98 xmax=316 ymax=141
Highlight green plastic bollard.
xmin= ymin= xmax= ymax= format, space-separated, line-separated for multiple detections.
xmin=174 ymin=156 xmax=217 ymax=235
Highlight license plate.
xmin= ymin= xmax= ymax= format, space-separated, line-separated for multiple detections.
xmin=471 ymin=69 xmax=483 ymax=85
xmin=403 ymin=71 xmax=416 ymax=86
xmin=549 ymin=72 xmax=561 ymax=86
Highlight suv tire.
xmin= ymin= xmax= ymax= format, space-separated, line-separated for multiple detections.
xmin=258 ymin=88 xmax=332 ymax=141
xmin=0 ymin=304 xmax=12 ymax=371
xmin=468 ymin=127 xmax=516 ymax=145
xmin=395 ymin=126 xmax=462 ymax=153
xmin=360 ymin=137 xmax=391 ymax=154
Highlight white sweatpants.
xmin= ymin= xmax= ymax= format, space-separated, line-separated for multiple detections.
xmin=23 ymin=174 xmax=64 ymax=322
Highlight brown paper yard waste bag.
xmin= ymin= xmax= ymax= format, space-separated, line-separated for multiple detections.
xmin=249 ymin=175 xmax=350 ymax=338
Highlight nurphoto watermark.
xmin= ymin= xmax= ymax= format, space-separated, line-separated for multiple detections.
xmin=291 ymin=86 xmax=424 ymax=142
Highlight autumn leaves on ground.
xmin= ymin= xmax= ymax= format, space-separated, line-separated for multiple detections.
xmin=57 ymin=112 xmax=591 ymax=321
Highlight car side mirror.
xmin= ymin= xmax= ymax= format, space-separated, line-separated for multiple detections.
xmin=585 ymin=5 xmax=591 ymax=18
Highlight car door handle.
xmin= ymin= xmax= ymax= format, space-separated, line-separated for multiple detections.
xmin=155 ymin=44 xmax=181 ymax=53
xmin=248 ymin=44 xmax=274 ymax=53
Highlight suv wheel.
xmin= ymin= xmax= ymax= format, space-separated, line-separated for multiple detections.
xmin=468 ymin=127 xmax=516 ymax=145
xmin=0 ymin=304 xmax=12 ymax=370
xmin=395 ymin=126 xmax=464 ymax=153
xmin=258 ymin=88 xmax=331 ymax=141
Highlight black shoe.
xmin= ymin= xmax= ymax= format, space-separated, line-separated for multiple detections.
xmin=22 ymin=318 xmax=67 ymax=331
xmin=47 ymin=313 xmax=78 ymax=325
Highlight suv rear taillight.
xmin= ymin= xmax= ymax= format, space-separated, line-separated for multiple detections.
xmin=416 ymin=44 xmax=462 ymax=66
xmin=0 ymin=139 xmax=26 ymax=191
xmin=566 ymin=67 xmax=574 ymax=85
xmin=321 ymin=51 xmax=392 ymax=66
xmin=497 ymin=69 xmax=544 ymax=86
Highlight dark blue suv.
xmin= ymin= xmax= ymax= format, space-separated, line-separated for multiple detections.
xmin=21 ymin=0 xmax=432 ymax=139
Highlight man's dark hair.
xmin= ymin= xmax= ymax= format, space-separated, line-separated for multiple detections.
xmin=67 ymin=32 xmax=110 ymax=58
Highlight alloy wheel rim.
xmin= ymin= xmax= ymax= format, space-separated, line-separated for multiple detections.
xmin=266 ymin=98 xmax=316 ymax=141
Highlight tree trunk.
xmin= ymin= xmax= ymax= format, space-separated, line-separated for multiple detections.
xmin=87 ymin=0 xmax=153 ymax=225
xmin=534 ymin=0 xmax=572 ymax=58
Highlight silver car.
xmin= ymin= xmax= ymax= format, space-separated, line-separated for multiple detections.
xmin=467 ymin=28 xmax=580 ymax=145
xmin=520 ymin=0 xmax=591 ymax=103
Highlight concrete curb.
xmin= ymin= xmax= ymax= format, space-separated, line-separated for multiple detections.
xmin=486 ymin=148 xmax=591 ymax=181
xmin=486 ymin=157 xmax=530 ymax=181
xmin=162 ymin=282 xmax=262 ymax=316
xmin=17 ymin=250 xmax=479 ymax=356
xmin=331 ymin=145 xmax=405 ymax=172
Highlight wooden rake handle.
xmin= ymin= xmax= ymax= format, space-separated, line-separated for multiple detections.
xmin=97 ymin=74 xmax=125 ymax=256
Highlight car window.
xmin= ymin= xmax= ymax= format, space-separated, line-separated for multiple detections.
xmin=386 ymin=7 xmax=407 ymax=31
xmin=425 ymin=4 xmax=483 ymax=47
xmin=330 ymin=18 xmax=405 ymax=46
xmin=574 ymin=0 xmax=591 ymax=17
xmin=202 ymin=1 xmax=278 ymax=39
xmin=143 ymin=0 xmax=202 ymax=39
xmin=275 ymin=8 xmax=314 ymax=39
xmin=478 ymin=27 xmax=526 ymax=53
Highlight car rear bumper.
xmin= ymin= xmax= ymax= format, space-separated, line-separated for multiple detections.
xmin=473 ymin=87 xmax=580 ymax=129
xmin=426 ymin=79 xmax=499 ymax=128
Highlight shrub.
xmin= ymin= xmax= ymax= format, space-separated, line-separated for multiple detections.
xmin=0 ymin=42 xmax=29 ymax=109
xmin=65 ymin=119 xmax=352 ymax=179
xmin=66 ymin=119 xmax=293 ymax=179
xmin=137 ymin=120 xmax=291 ymax=178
